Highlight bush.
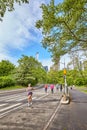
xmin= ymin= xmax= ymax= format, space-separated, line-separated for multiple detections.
xmin=74 ymin=78 xmax=87 ymax=86
xmin=0 ymin=76 xmax=15 ymax=88
xmin=67 ymin=77 xmax=74 ymax=86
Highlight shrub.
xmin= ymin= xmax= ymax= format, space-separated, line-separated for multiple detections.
xmin=0 ymin=76 xmax=15 ymax=88
xmin=67 ymin=77 xmax=74 ymax=86
xmin=74 ymin=78 xmax=86 ymax=86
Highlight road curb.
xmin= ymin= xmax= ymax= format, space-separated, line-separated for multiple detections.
xmin=61 ymin=94 xmax=70 ymax=104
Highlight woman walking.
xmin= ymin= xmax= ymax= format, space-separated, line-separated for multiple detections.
xmin=44 ymin=84 xmax=48 ymax=93
xmin=50 ymin=84 xmax=54 ymax=94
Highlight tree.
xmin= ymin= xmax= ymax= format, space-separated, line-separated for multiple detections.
xmin=47 ymin=70 xmax=64 ymax=84
xmin=31 ymin=67 xmax=47 ymax=83
xmin=15 ymin=55 xmax=46 ymax=86
xmin=0 ymin=60 xmax=15 ymax=88
xmin=36 ymin=0 xmax=87 ymax=65
xmin=0 ymin=60 xmax=15 ymax=76
xmin=0 ymin=0 xmax=29 ymax=21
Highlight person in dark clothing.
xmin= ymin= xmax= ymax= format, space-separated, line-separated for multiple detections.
xmin=60 ymin=84 xmax=62 ymax=92
xmin=44 ymin=84 xmax=48 ymax=93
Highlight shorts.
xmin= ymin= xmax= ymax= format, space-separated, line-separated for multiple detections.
xmin=28 ymin=92 xmax=33 ymax=96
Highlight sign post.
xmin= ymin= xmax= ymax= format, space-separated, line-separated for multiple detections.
xmin=63 ymin=68 xmax=68 ymax=95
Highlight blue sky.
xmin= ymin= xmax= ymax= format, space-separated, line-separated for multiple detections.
xmin=0 ymin=0 xmax=68 ymax=69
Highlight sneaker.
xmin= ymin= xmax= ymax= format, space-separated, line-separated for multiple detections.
xmin=30 ymin=102 xmax=32 ymax=105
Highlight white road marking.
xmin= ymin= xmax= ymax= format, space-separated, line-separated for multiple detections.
xmin=0 ymin=104 xmax=7 ymax=107
xmin=7 ymin=96 xmax=26 ymax=101
xmin=17 ymin=96 xmax=37 ymax=101
xmin=35 ymin=94 xmax=49 ymax=100
xmin=0 ymin=104 xmax=26 ymax=119
xmin=33 ymin=97 xmax=37 ymax=99
xmin=0 ymin=92 xmax=26 ymax=101
xmin=0 ymin=103 xmax=21 ymax=112
xmin=16 ymin=97 xmax=27 ymax=101
xmin=43 ymin=97 xmax=62 ymax=130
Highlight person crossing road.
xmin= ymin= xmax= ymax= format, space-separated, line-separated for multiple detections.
xmin=26 ymin=84 xmax=34 ymax=107
xmin=50 ymin=84 xmax=55 ymax=94
xmin=44 ymin=84 xmax=48 ymax=93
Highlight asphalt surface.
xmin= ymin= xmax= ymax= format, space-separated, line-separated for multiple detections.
xmin=0 ymin=87 xmax=87 ymax=130
xmin=0 ymin=87 xmax=62 ymax=130
xmin=47 ymin=88 xmax=87 ymax=130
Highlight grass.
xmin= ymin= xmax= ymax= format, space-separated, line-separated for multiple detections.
xmin=76 ymin=86 xmax=87 ymax=93
xmin=0 ymin=85 xmax=25 ymax=91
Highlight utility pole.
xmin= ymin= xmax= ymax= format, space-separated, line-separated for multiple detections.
xmin=59 ymin=59 xmax=68 ymax=95
xmin=63 ymin=60 xmax=68 ymax=95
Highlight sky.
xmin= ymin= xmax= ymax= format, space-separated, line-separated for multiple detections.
xmin=0 ymin=0 xmax=68 ymax=70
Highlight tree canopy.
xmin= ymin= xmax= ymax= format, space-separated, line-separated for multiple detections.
xmin=36 ymin=0 xmax=87 ymax=65
xmin=15 ymin=55 xmax=47 ymax=86
xmin=0 ymin=0 xmax=29 ymax=21
xmin=0 ymin=60 xmax=15 ymax=76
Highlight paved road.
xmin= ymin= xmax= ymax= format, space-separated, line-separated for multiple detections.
xmin=0 ymin=86 xmax=47 ymax=118
xmin=0 ymin=86 xmax=62 ymax=130
xmin=1 ymin=87 xmax=86 ymax=130
xmin=47 ymin=88 xmax=87 ymax=130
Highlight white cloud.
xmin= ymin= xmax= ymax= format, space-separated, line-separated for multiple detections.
xmin=0 ymin=0 xmax=66 ymax=69
xmin=0 ymin=1 xmax=43 ymax=49
xmin=0 ymin=0 xmax=46 ymax=64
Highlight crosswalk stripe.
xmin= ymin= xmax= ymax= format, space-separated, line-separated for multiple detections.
xmin=0 ymin=104 xmax=7 ymax=107
xmin=7 ymin=96 xmax=26 ymax=101
xmin=17 ymin=97 xmax=27 ymax=101
xmin=33 ymin=97 xmax=37 ymax=99
xmin=0 ymin=92 xmax=26 ymax=101
xmin=0 ymin=103 xmax=21 ymax=112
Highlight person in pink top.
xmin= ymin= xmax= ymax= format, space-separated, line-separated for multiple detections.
xmin=50 ymin=84 xmax=54 ymax=94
